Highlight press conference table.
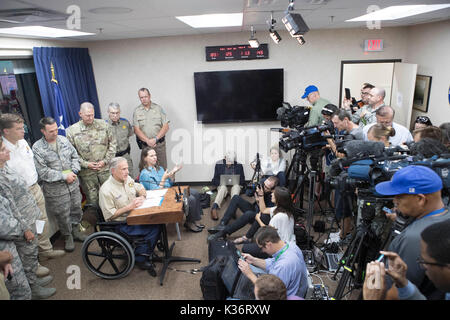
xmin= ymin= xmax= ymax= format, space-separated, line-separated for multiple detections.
xmin=127 ymin=186 xmax=201 ymax=285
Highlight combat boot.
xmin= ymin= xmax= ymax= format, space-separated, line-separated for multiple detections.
xmin=31 ymin=285 xmax=56 ymax=300
xmin=65 ymin=234 xmax=75 ymax=252
xmin=39 ymin=249 xmax=65 ymax=261
xmin=72 ymin=223 xmax=88 ymax=242
xmin=35 ymin=275 xmax=53 ymax=287
xmin=36 ymin=264 xmax=50 ymax=277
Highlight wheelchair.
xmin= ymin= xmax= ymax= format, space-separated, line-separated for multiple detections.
xmin=81 ymin=189 xmax=190 ymax=280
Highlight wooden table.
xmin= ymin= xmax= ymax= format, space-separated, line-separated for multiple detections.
xmin=127 ymin=186 xmax=201 ymax=285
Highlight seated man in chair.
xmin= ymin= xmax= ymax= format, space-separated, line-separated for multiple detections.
xmin=99 ymin=157 xmax=161 ymax=276
xmin=210 ymin=151 xmax=245 ymax=221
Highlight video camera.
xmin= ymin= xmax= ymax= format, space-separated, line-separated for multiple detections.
xmin=274 ymin=121 xmax=335 ymax=153
xmin=329 ymin=140 xmax=450 ymax=195
xmin=276 ymin=102 xmax=310 ymax=129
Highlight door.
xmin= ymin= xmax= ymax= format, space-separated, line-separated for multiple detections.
xmin=390 ymin=62 xmax=418 ymax=129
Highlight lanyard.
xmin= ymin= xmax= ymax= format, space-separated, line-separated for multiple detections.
xmin=420 ymin=207 xmax=446 ymax=220
xmin=274 ymin=243 xmax=289 ymax=262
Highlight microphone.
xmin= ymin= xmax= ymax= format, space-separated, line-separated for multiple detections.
xmin=343 ymin=140 xmax=385 ymax=159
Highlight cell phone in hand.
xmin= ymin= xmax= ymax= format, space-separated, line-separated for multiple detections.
xmin=236 ymin=250 xmax=245 ymax=261
xmin=345 ymin=88 xmax=351 ymax=100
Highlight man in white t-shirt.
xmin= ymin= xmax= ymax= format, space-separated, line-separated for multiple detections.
xmin=363 ymin=105 xmax=413 ymax=146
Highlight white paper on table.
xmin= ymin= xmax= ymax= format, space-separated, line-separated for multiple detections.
xmin=36 ymin=220 xmax=45 ymax=235
xmin=138 ymin=197 xmax=164 ymax=209
xmin=146 ymin=188 xmax=168 ymax=199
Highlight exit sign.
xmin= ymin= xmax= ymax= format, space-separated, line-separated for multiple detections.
xmin=364 ymin=39 xmax=383 ymax=52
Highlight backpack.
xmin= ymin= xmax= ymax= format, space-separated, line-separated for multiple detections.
xmin=199 ymin=256 xmax=228 ymax=300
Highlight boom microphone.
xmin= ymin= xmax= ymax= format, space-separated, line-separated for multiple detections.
xmin=343 ymin=140 xmax=385 ymax=159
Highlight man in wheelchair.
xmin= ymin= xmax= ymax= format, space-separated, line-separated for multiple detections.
xmin=99 ymin=157 xmax=161 ymax=276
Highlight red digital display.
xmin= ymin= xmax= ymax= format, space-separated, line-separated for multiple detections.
xmin=206 ymin=44 xmax=269 ymax=61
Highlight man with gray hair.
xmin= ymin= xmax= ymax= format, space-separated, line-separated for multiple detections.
xmin=209 ymin=150 xmax=245 ymax=221
xmin=363 ymin=105 xmax=413 ymax=146
xmin=106 ymin=103 xmax=134 ymax=177
xmin=32 ymin=117 xmax=87 ymax=252
xmin=66 ymin=102 xmax=117 ymax=211
xmin=99 ymin=157 xmax=161 ymax=275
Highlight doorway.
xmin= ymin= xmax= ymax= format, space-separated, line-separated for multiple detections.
xmin=339 ymin=59 xmax=418 ymax=129
xmin=0 ymin=59 xmax=45 ymax=145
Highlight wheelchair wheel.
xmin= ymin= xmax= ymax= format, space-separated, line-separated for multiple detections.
xmin=82 ymin=231 xmax=135 ymax=280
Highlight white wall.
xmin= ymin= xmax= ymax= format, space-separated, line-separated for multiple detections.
xmin=86 ymin=26 xmax=410 ymax=181
xmin=405 ymin=20 xmax=450 ymax=130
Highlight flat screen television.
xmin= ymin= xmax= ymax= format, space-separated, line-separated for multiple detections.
xmin=194 ymin=68 xmax=283 ymax=123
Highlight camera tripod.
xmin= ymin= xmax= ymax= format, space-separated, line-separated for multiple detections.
xmin=330 ymin=205 xmax=384 ymax=300
xmin=286 ymin=147 xmax=330 ymax=250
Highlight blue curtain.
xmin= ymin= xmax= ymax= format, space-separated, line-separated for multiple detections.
xmin=33 ymin=47 xmax=101 ymax=129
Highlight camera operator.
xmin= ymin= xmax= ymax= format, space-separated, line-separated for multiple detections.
xmin=374 ymin=165 xmax=450 ymax=299
xmin=363 ymin=105 xmax=413 ymax=146
xmin=207 ymin=176 xmax=278 ymax=239
xmin=367 ymin=123 xmax=396 ymax=147
xmin=328 ymin=110 xmax=365 ymax=242
xmin=301 ymin=85 xmax=331 ymax=128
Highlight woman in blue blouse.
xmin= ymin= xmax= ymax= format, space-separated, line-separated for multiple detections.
xmin=139 ymin=147 xmax=204 ymax=232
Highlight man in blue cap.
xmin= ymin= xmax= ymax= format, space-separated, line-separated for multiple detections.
xmin=301 ymin=85 xmax=331 ymax=127
xmin=375 ymin=165 xmax=449 ymax=299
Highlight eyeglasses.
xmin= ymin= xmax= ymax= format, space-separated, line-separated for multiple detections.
xmin=416 ymin=258 xmax=449 ymax=269
xmin=415 ymin=116 xmax=432 ymax=125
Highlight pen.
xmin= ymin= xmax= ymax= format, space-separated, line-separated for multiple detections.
xmin=376 ymin=254 xmax=385 ymax=262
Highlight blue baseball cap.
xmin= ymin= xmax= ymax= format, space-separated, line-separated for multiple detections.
xmin=301 ymin=85 xmax=318 ymax=99
xmin=375 ymin=165 xmax=443 ymax=196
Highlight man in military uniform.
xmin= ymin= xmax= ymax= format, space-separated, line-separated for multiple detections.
xmin=133 ymin=88 xmax=170 ymax=169
xmin=0 ymin=194 xmax=32 ymax=300
xmin=33 ymin=117 xmax=87 ymax=252
xmin=106 ymin=103 xmax=135 ymax=177
xmin=66 ymin=102 xmax=117 ymax=210
xmin=0 ymin=113 xmax=64 ymax=264
xmin=0 ymin=138 xmax=56 ymax=299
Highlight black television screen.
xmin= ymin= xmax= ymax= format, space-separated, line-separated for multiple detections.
xmin=194 ymin=68 xmax=283 ymax=123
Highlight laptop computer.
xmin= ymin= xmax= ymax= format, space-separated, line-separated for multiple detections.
xmin=326 ymin=252 xmax=343 ymax=272
xmin=220 ymin=174 xmax=240 ymax=186
xmin=220 ymin=251 xmax=256 ymax=299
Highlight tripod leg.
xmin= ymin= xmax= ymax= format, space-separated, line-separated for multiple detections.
xmin=332 ymin=228 xmax=368 ymax=300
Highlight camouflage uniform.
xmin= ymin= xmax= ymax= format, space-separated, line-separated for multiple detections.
xmin=66 ymin=119 xmax=117 ymax=208
xmin=133 ymin=102 xmax=169 ymax=169
xmin=32 ymin=135 xmax=83 ymax=236
xmin=0 ymin=195 xmax=32 ymax=300
xmin=106 ymin=118 xmax=134 ymax=176
xmin=0 ymin=167 xmax=39 ymax=291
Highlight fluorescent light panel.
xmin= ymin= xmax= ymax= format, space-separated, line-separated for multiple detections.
xmin=176 ymin=13 xmax=243 ymax=28
xmin=347 ymin=4 xmax=450 ymax=22
xmin=0 ymin=26 xmax=94 ymax=38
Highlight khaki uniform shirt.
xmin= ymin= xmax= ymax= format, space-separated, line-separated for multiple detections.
xmin=106 ymin=118 xmax=133 ymax=153
xmin=99 ymin=175 xmax=145 ymax=222
xmin=132 ymin=102 xmax=169 ymax=139
xmin=66 ymin=119 xmax=117 ymax=176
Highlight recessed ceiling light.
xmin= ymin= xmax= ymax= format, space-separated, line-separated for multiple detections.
xmin=89 ymin=7 xmax=133 ymax=14
xmin=346 ymin=4 xmax=450 ymax=21
xmin=176 ymin=13 xmax=243 ymax=28
xmin=0 ymin=26 xmax=95 ymax=38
